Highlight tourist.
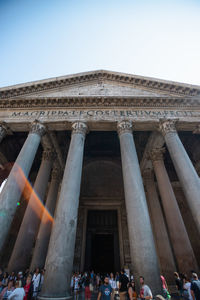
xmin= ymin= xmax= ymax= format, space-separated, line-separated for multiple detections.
xmin=97 ymin=276 xmax=112 ymax=300
xmin=96 ymin=273 xmax=101 ymax=289
xmin=23 ymin=275 xmax=33 ymax=300
xmin=8 ymin=273 xmax=16 ymax=283
xmin=190 ymin=273 xmax=200 ymax=300
xmin=182 ymin=275 xmax=192 ymax=300
xmin=74 ymin=272 xmax=80 ymax=296
xmin=0 ymin=280 xmax=15 ymax=300
xmin=39 ymin=269 xmax=45 ymax=292
xmin=32 ymin=268 xmax=41 ymax=299
xmin=2 ymin=273 xmax=8 ymax=288
xmin=7 ymin=281 xmax=25 ymax=300
xmin=85 ymin=276 xmax=92 ymax=300
xmin=16 ymin=273 xmax=23 ymax=288
xmin=139 ymin=276 xmax=153 ymax=300
xmin=160 ymin=275 xmax=171 ymax=299
xmin=109 ymin=273 xmax=117 ymax=300
xmin=119 ymin=269 xmax=129 ymax=300
xmin=174 ymin=272 xmax=183 ymax=297
xmin=128 ymin=280 xmax=137 ymax=300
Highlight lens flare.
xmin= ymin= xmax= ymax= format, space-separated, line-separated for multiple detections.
xmin=14 ymin=165 xmax=54 ymax=224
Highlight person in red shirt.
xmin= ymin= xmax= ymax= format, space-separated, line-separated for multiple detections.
xmin=23 ymin=275 xmax=33 ymax=300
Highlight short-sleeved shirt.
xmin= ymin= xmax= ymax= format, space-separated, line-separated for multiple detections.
xmin=99 ymin=284 xmax=112 ymax=300
xmin=140 ymin=284 xmax=152 ymax=299
xmin=191 ymin=280 xmax=200 ymax=299
xmin=119 ymin=274 xmax=129 ymax=292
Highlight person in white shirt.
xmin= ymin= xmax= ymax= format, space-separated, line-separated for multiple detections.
xmin=8 ymin=281 xmax=25 ymax=300
xmin=32 ymin=268 xmax=41 ymax=299
xmin=139 ymin=276 xmax=153 ymax=300
xmin=109 ymin=273 xmax=117 ymax=300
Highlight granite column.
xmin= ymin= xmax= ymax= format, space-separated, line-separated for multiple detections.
xmin=30 ymin=163 xmax=61 ymax=271
xmin=160 ymin=119 xmax=200 ymax=236
xmin=143 ymin=168 xmax=176 ymax=283
xmin=0 ymin=121 xmax=45 ymax=251
xmin=8 ymin=149 xmax=55 ymax=272
xmin=150 ymin=148 xmax=198 ymax=273
xmin=39 ymin=121 xmax=88 ymax=300
xmin=117 ymin=121 xmax=162 ymax=296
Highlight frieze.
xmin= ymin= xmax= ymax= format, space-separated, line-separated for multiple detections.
xmin=0 ymin=96 xmax=200 ymax=109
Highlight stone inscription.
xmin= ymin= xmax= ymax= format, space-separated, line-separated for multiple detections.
xmin=8 ymin=109 xmax=200 ymax=120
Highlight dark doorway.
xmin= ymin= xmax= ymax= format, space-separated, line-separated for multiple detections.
xmin=84 ymin=210 xmax=120 ymax=273
xmin=92 ymin=234 xmax=114 ymax=273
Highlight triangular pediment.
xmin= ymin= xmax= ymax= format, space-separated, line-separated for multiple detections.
xmin=0 ymin=70 xmax=200 ymax=99
xmin=25 ymin=82 xmax=169 ymax=98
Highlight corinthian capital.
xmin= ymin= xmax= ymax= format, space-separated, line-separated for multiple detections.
xmin=117 ymin=120 xmax=133 ymax=136
xmin=149 ymin=148 xmax=165 ymax=162
xmin=159 ymin=118 xmax=178 ymax=136
xmin=30 ymin=120 xmax=46 ymax=137
xmin=193 ymin=125 xmax=200 ymax=134
xmin=72 ymin=122 xmax=88 ymax=136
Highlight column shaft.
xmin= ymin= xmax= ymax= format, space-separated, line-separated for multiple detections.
xmin=143 ymin=169 xmax=176 ymax=284
xmin=118 ymin=121 xmax=162 ymax=296
xmin=30 ymin=165 xmax=60 ymax=271
xmin=39 ymin=122 xmax=87 ymax=300
xmin=0 ymin=123 xmax=8 ymax=143
xmin=0 ymin=121 xmax=45 ymax=251
xmin=151 ymin=148 xmax=198 ymax=273
xmin=160 ymin=119 xmax=200 ymax=236
xmin=8 ymin=150 xmax=54 ymax=272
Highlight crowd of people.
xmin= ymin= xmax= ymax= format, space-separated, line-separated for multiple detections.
xmin=71 ymin=269 xmax=200 ymax=300
xmin=174 ymin=271 xmax=200 ymax=300
xmin=0 ymin=267 xmax=200 ymax=300
xmin=0 ymin=268 xmax=45 ymax=300
xmin=71 ymin=270 xmax=151 ymax=300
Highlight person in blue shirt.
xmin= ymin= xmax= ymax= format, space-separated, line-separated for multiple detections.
xmin=97 ymin=276 xmax=113 ymax=300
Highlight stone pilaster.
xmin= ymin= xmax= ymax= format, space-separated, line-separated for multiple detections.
xmin=0 ymin=121 xmax=45 ymax=251
xmin=117 ymin=120 xmax=162 ymax=296
xmin=150 ymin=147 xmax=198 ymax=273
xmin=39 ymin=121 xmax=88 ymax=300
xmin=8 ymin=148 xmax=55 ymax=272
xmin=159 ymin=118 xmax=200 ymax=237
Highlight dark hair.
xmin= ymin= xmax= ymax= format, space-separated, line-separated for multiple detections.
xmin=192 ymin=273 xmax=198 ymax=280
xmin=140 ymin=276 xmax=144 ymax=281
xmin=128 ymin=281 xmax=135 ymax=290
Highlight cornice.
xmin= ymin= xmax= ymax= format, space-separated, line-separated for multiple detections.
xmin=0 ymin=71 xmax=200 ymax=99
xmin=0 ymin=96 xmax=199 ymax=109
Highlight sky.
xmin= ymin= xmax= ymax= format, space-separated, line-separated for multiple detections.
xmin=0 ymin=0 xmax=200 ymax=88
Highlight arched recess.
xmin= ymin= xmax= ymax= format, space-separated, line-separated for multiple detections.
xmin=80 ymin=159 xmax=124 ymax=198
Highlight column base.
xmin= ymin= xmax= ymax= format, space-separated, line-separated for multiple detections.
xmin=38 ymin=296 xmax=72 ymax=300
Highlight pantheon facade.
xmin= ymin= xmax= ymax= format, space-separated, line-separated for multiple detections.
xmin=0 ymin=70 xmax=200 ymax=298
